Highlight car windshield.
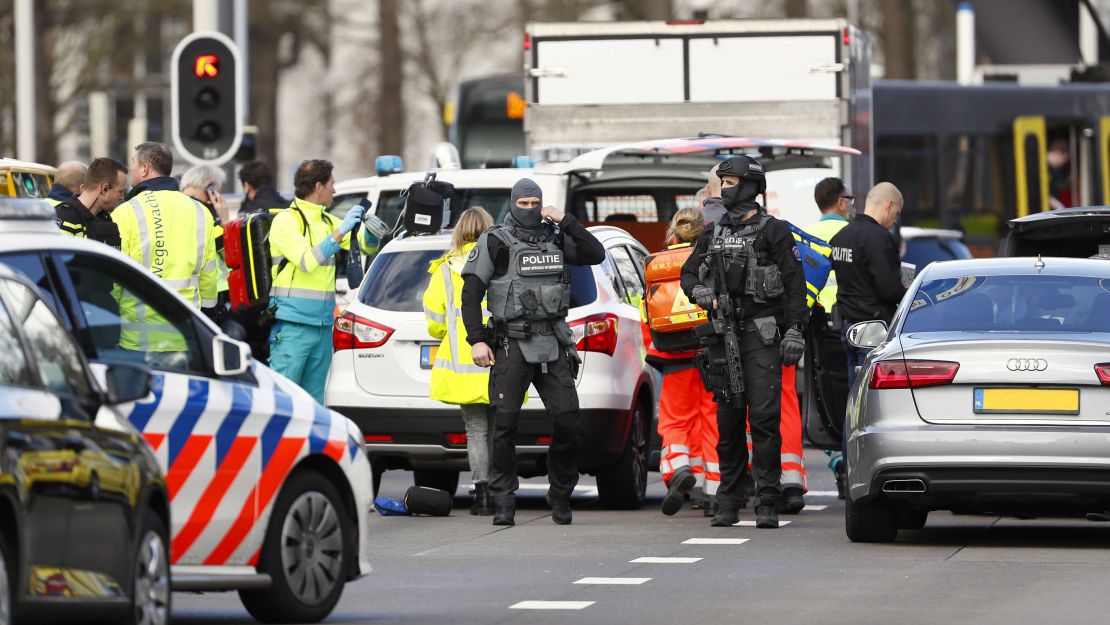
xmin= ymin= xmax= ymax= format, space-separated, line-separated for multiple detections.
xmin=359 ymin=248 xmax=597 ymax=312
xmin=903 ymin=274 xmax=1110 ymax=333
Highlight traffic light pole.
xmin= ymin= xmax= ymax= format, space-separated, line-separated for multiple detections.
xmin=14 ymin=0 xmax=35 ymax=162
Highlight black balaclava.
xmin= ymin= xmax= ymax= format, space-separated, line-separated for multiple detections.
xmin=716 ymin=155 xmax=766 ymax=218
xmin=507 ymin=178 xmax=543 ymax=229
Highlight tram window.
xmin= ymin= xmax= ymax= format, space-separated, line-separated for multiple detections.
xmin=875 ymin=135 xmax=937 ymax=228
xmin=943 ymin=135 xmax=1004 ymax=237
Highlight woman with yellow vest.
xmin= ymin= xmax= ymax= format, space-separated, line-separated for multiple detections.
xmin=423 ymin=207 xmax=496 ymax=515
xmin=269 ymin=159 xmax=370 ymax=403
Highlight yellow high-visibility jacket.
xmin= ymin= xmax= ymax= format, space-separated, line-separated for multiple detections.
xmin=113 ymin=185 xmax=218 ymax=352
xmin=803 ymin=214 xmax=849 ymax=311
xmin=423 ymin=242 xmax=490 ymax=405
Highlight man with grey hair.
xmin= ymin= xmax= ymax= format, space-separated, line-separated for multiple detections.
xmin=113 ymin=142 xmax=218 ymax=326
xmin=47 ymin=160 xmax=87 ymax=206
xmin=181 ymin=163 xmax=231 ymax=309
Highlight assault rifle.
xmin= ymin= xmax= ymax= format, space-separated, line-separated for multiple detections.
xmin=694 ymin=242 xmax=745 ymax=402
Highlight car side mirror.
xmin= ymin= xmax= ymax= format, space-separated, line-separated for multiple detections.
xmin=213 ymin=335 xmax=252 ymax=376
xmin=104 ymin=363 xmax=153 ymax=404
xmin=846 ymin=320 xmax=888 ymax=350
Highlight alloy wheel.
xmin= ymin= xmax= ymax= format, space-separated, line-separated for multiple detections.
xmin=280 ymin=491 xmax=345 ymax=606
xmin=133 ymin=530 xmax=170 ymax=625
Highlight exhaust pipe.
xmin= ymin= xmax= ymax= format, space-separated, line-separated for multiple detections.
xmin=882 ymin=478 xmax=927 ymax=493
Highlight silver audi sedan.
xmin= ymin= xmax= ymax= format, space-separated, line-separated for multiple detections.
xmin=843 ymin=256 xmax=1110 ymax=542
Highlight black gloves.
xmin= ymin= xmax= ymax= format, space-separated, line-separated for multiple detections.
xmin=692 ymin=285 xmax=715 ymax=312
xmin=781 ymin=328 xmax=805 ymax=366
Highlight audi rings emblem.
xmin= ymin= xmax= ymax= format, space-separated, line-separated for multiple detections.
xmin=1007 ymin=358 xmax=1048 ymax=372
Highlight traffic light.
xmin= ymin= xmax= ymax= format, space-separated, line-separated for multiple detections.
xmin=171 ymin=32 xmax=242 ymax=165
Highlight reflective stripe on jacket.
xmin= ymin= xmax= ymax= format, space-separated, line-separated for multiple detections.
xmin=112 ymin=189 xmax=218 ymax=351
xmin=803 ymin=215 xmax=849 ymax=311
xmin=423 ymin=242 xmax=490 ymax=405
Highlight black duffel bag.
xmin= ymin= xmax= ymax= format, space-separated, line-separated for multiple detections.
xmin=403 ymin=172 xmax=455 ymax=235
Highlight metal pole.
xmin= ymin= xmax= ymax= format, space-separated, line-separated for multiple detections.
xmin=956 ymin=2 xmax=975 ymax=86
xmin=1080 ymin=1 xmax=1098 ymax=67
xmin=193 ymin=0 xmax=219 ymax=32
xmin=15 ymin=0 xmax=35 ymax=162
xmin=234 ymin=0 xmax=249 ymax=123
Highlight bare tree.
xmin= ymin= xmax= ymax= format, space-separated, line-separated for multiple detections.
xmin=379 ymin=0 xmax=404 ymax=156
xmin=783 ymin=0 xmax=809 ymax=18
xmin=879 ymin=0 xmax=916 ymax=79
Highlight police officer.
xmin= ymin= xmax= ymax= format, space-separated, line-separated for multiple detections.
xmin=54 ymin=157 xmax=126 ymax=248
xmin=828 ymin=182 xmax=906 ymax=392
xmin=461 ymin=179 xmax=604 ymax=526
xmin=680 ymin=155 xmax=807 ymax=529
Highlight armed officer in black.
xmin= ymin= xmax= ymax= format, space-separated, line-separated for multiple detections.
xmin=461 ymin=179 xmax=604 ymax=526
xmin=680 ymin=156 xmax=807 ymax=529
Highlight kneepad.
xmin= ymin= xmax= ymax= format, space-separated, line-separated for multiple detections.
xmin=404 ymin=486 xmax=453 ymax=516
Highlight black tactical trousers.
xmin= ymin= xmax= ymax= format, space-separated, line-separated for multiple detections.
xmin=488 ymin=338 xmax=580 ymax=503
xmin=714 ymin=329 xmax=784 ymax=508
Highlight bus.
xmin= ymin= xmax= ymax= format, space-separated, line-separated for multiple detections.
xmin=447 ymin=73 xmax=526 ymax=169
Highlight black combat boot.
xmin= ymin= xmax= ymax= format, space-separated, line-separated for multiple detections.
xmin=710 ymin=500 xmax=741 ymax=527
xmin=547 ymin=494 xmax=573 ymax=525
xmin=755 ymin=503 xmax=780 ymax=528
xmin=662 ymin=468 xmax=697 ymax=516
xmin=492 ymin=498 xmax=515 ymax=526
xmin=778 ymin=487 xmax=805 ymax=515
xmin=471 ymin=482 xmax=494 ymax=516
xmin=702 ymin=494 xmax=718 ymax=518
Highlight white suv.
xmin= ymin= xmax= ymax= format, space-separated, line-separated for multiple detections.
xmin=326 ymin=225 xmax=656 ymax=508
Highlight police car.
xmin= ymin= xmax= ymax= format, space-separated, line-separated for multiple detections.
xmin=0 ymin=200 xmax=373 ymax=624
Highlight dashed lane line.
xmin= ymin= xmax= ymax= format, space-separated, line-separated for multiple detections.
xmin=803 ymin=505 xmax=829 ymax=511
xmin=806 ymin=490 xmax=840 ymax=497
xmin=733 ymin=520 xmax=792 ymax=527
xmin=511 ymin=601 xmax=595 ymax=610
xmin=682 ymin=538 xmax=750 ymax=545
xmin=630 ymin=556 xmax=703 ymax=564
xmin=574 ymin=577 xmax=652 ymax=585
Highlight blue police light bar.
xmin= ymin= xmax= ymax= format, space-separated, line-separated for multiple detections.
xmin=375 ymin=155 xmax=404 ymax=176
xmin=512 ymin=155 xmax=535 ymax=168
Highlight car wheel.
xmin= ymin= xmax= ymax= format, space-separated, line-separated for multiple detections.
xmin=0 ymin=528 xmax=12 ymax=625
xmin=845 ymin=488 xmax=898 ymax=543
xmin=897 ymin=508 xmax=928 ymax=530
xmin=120 ymin=512 xmax=170 ymax=625
xmin=413 ymin=470 xmax=459 ymax=495
xmin=596 ymin=400 xmax=648 ymax=510
xmin=240 ymin=470 xmax=352 ymax=624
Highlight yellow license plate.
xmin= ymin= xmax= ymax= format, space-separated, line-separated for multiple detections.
xmin=973 ymin=388 xmax=1080 ymax=415
xmin=419 ymin=344 xmax=439 ymax=369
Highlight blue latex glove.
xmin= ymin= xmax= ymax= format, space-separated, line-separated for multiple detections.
xmin=340 ymin=204 xmax=367 ymax=235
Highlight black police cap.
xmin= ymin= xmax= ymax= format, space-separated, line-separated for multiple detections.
xmin=716 ymin=155 xmax=765 ymax=182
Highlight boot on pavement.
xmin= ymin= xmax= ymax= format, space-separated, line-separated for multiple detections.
xmin=702 ymin=494 xmax=719 ymax=518
xmin=547 ymin=494 xmax=573 ymax=525
xmin=778 ymin=487 xmax=805 ymax=514
xmin=471 ymin=482 xmax=494 ymax=516
xmin=710 ymin=500 xmax=741 ymax=527
xmin=662 ymin=468 xmax=697 ymax=516
xmin=492 ymin=498 xmax=515 ymax=526
xmin=755 ymin=503 xmax=780 ymax=528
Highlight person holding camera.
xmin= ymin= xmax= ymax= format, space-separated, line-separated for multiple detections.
xmin=680 ymin=155 xmax=807 ymax=529
xmin=460 ymin=179 xmax=604 ymax=526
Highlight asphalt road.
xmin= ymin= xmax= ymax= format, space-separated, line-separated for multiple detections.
xmin=173 ymin=449 xmax=1110 ymax=625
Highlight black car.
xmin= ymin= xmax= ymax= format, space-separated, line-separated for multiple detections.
xmin=0 ymin=267 xmax=170 ymax=625
xmin=1001 ymin=206 xmax=1110 ymax=258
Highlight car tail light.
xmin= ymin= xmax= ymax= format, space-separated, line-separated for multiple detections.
xmin=364 ymin=435 xmax=393 ymax=443
xmin=445 ymin=433 xmax=468 ymax=446
xmin=536 ymin=436 xmax=552 ymax=444
xmin=333 ymin=311 xmax=393 ymax=351
xmin=569 ymin=313 xmax=618 ymax=356
xmin=1096 ymin=363 xmax=1110 ymax=385
xmin=869 ymin=360 xmax=960 ymax=389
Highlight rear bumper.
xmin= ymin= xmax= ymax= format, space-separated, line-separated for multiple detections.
xmin=331 ymin=405 xmax=629 ymax=473
xmin=849 ymin=424 xmax=1110 ymax=510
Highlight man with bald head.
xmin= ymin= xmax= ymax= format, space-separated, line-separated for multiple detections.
xmin=829 ymin=182 xmax=907 ymax=391
xmin=47 ymin=160 xmax=87 ymax=206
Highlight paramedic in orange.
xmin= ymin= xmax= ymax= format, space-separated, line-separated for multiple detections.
xmin=644 ymin=207 xmax=721 ymax=517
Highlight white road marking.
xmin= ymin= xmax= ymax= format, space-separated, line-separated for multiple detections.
xmin=630 ymin=556 xmax=702 ymax=564
xmin=511 ymin=601 xmax=595 ymax=610
xmin=805 ymin=490 xmax=840 ymax=497
xmin=682 ymin=538 xmax=750 ymax=545
xmin=478 ymin=483 xmax=599 ymax=497
xmin=734 ymin=520 xmax=792 ymax=527
xmin=574 ymin=577 xmax=651 ymax=585
xmin=803 ymin=505 xmax=829 ymax=511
